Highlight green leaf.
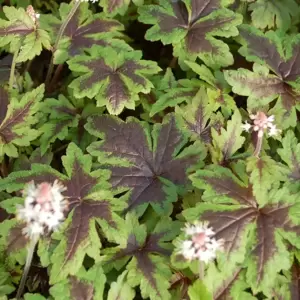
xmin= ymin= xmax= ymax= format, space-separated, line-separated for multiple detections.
xmin=175 ymin=87 xmax=223 ymax=143
xmin=49 ymin=264 xmax=106 ymax=300
xmin=86 ymin=113 xmax=204 ymax=215
xmin=107 ymin=270 xmax=135 ymax=300
xmin=210 ymin=109 xmax=245 ymax=163
xmin=246 ymin=155 xmax=288 ymax=205
xmin=0 ymin=84 xmax=44 ymax=158
xmin=138 ymin=0 xmax=242 ymax=68
xmin=68 ymin=45 xmax=161 ymax=115
xmin=105 ymin=214 xmax=179 ymax=300
xmin=188 ymin=280 xmax=212 ymax=300
xmin=249 ymin=0 xmax=299 ymax=31
xmin=277 ymin=130 xmax=300 ymax=191
xmin=23 ymin=294 xmax=46 ymax=300
xmin=149 ymin=78 xmax=200 ymax=117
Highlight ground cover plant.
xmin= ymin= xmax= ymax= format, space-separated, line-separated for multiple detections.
xmin=1 ymin=0 xmax=300 ymax=299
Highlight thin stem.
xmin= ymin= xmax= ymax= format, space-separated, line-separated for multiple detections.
xmin=9 ymin=42 xmax=21 ymax=91
xmin=47 ymin=64 xmax=64 ymax=93
xmin=253 ymin=135 xmax=263 ymax=157
xmin=45 ymin=0 xmax=81 ymax=87
xmin=198 ymin=260 xmax=204 ymax=280
xmin=16 ymin=235 xmax=39 ymax=300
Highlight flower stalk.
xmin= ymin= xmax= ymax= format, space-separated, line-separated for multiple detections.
xmin=45 ymin=0 xmax=81 ymax=87
xmin=15 ymin=180 xmax=68 ymax=299
xmin=241 ymin=111 xmax=281 ymax=157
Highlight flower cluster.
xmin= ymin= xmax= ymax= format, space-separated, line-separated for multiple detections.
xmin=178 ymin=221 xmax=224 ymax=263
xmin=17 ymin=180 xmax=68 ymax=239
xmin=241 ymin=111 xmax=281 ymax=138
xmin=26 ymin=5 xmax=40 ymax=24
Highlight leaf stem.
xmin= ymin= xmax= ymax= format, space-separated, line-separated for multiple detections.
xmin=253 ymin=135 xmax=263 ymax=157
xmin=16 ymin=235 xmax=39 ymax=300
xmin=198 ymin=260 xmax=204 ymax=280
xmin=45 ymin=0 xmax=81 ymax=87
xmin=9 ymin=42 xmax=21 ymax=91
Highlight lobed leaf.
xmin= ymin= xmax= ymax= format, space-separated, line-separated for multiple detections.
xmin=185 ymin=165 xmax=300 ymax=294
xmin=1 ymin=143 xmax=121 ymax=282
xmin=68 ymin=45 xmax=161 ymax=115
xmin=41 ymin=2 xmax=130 ymax=64
xmin=86 ymin=113 xmax=204 ymax=215
xmin=0 ymin=84 xmax=44 ymax=158
xmin=138 ymin=0 xmax=242 ymax=68
xmin=225 ymin=26 xmax=300 ymax=127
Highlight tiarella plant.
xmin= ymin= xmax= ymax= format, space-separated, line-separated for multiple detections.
xmin=1 ymin=0 xmax=300 ymax=299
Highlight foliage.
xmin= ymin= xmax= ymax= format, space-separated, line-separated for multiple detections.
xmin=0 ymin=0 xmax=300 ymax=299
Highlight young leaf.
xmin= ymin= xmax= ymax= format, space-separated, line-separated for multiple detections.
xmin=1 ymin=143 xmax=122 ymax=282
xmin=107 ymin=270 xmax=135 ymax=300
xmin=246 ymin=155 xmax=288 ymax=205
xmin=0 ymin=6 xmax=51 ymax=62
xmin=175 ymin=87 xmax=223 ymax=143
xmin=185 ymin=165 xmax=300 ymax=294
xmin=41 ymin=2 xmax=130 ymax=64
xmin=86 ymin=113 xmax=205 ymax=215
xmin=224 ymin=26 xmax=300 ymax=127
xmin=277 ymin=130 xmax=300 ymax=191
xmin=249 ymin=0 xmax=299 ymax=31
xmin=0 ymin=263 xmax=15 ymax=296
xmin=68 ymin=45 xmax=161 ymax=115
xmin=106 ymin=215 xmax=178 ymax=300
xmin=138 ymin=0 xmax=242 ymax=68
xmin=23 ymin=294 xmax=46 ymax=300
xmin=188 ymin=280 xmax=212 ymax=300
xmin=100 ymin=0 xmax=144 ymax=17
xmin=0 ymin=84 xmax=44 ymax=158
xmin=149 ymin=78 xmax=200 ymax=117
xmin=185 ymin=61 xmax=237 ymax=114
xmin=210 ymin=109 xmax=245 ymax=163
xmin=13 ymin=147 xmax=53 ymax=172
xmin=49 ymin=264 xmax=105 ymax=300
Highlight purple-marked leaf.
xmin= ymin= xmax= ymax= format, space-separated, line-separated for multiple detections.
xmin=0 ymin=85 xmax=44 ymax=158
xmin=68 ymin=45 xmax=160 ymax=115
xmin=225 ymin=26 xmax=300 ymax=127
xmin=41 ymin=2 xmax=130 ymax=64
xmin=107 ymin=216 xmax=176 ymax=299
xmin=138 ymin=0 xmax=242 ymax=68
xmin=213 ymin=268 xmax=242 ymax=300
xmin=187 ymin=165 xmax=300 ymax=293
xmin=49 ymin=264 xmax=105 ymax=299
xmin=0 ymin=7 xmax=51 ymax=62
xmin=69 ymin=276 xmax=94 ymax=300
xmin=2 ymin=143 xmax=117 ymax=282
xmin=13 ymin=148 xmax=53 ymax=172
xmin=0 ymin=55 xmax=12 ymax=83
xmin=6 ymin=223 xmax=27 ymax=254
xmin=0 ymin=87 xmax=8 ymax=125
xmin=86 ymin=114 xmax=203 ymax=214
xmin=277 ymin=130 xmax=300 ymax=191
xmin=100 ymin=0 xmax=144 ymax=16
xmin=290 ymin=261 xmax=300 ymax=300
xmin=175 ymin=87 xmax=223 ymax=143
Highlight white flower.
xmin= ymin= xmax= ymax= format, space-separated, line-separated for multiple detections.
xmin=241 ymin=111 xmax=280 ymax=137
xmin=177 ymin=221 xmax=224 ymax=264
xmin=17 ymin=180 xmax=68 ymax=239
xmin=241 ymin=121 xmax=252 ymax=132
